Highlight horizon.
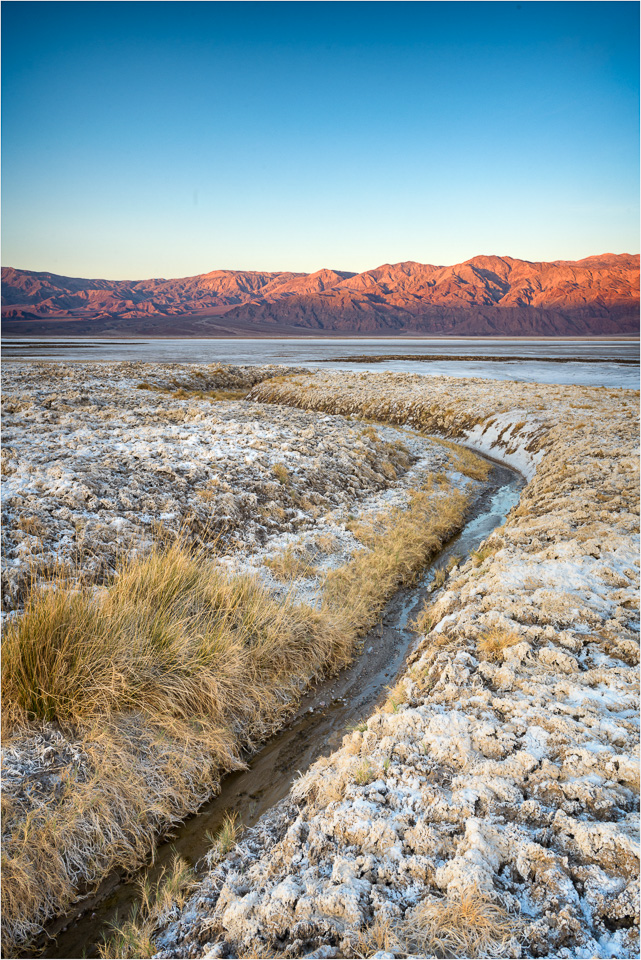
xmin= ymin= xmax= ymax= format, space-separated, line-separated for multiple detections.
xmin=3 ymin=249 xmax=638 ymax=285
xmin=2 ymin=1 xmax=639 ymax=280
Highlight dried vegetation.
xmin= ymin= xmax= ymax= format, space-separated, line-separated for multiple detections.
xmin=2 ymin=465 xmax=470 ymax=954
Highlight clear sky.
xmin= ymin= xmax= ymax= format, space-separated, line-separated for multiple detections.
xmin=1 ymin=1 xmax=639 ymax=280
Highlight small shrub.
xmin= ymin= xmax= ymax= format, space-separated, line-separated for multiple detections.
xmin=272 ymin=463 xmax=290 ymax=485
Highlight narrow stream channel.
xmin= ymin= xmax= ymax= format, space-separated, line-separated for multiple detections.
xmin=42 ymin=459 xmax=523 ymax=959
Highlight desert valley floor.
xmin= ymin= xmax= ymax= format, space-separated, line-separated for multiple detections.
xmin=1 ymin=361 xmax=639 ymax=960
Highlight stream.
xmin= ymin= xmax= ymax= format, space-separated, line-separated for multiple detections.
xmin=41 ymin=459 xmax=523 ymax=958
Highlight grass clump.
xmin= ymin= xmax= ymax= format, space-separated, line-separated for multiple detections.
xmin=432 ymin=438 xmax=492 ymax=480
xmin=2 ymin=540 xmax=339 ymax=734
xmin=472 ymin=543 xmax=496 ymax=566
xmin=477 ymin=627 xmax=522 ymax=662
xmin=401 ymin=889 xmax=522 ymax=958
xmin=352 ymin=759 xmax=376 ymax=786
xmin=99 ymin=855 xmax=196 ymax=959
xmin=265 ymin=544 xmax=316 ymax=581
xmin=15 ymin=515 xmax=45 ymax=536
xmin=2 ymin=542 xmax=345 ymax=952
xmin=384 ymin=679 xmax=407 ymax=713
xmin=272 ymin=462 xmax=290 ymax=485
xmin=204 ymin=812 xmax=241 ymax=866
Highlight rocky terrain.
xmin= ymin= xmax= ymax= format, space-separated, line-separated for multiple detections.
xmin=2 ymin=253 xmax=638 ymax=336
xmin=149 ymin=371 xmax=639 ymax=960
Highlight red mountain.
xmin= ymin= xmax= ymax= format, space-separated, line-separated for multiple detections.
xmin=2 ymin=254 xmax=638 ymax=336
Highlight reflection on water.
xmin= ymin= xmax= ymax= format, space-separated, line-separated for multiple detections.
xmin=2 ymin=336 xmax=639 ymax=387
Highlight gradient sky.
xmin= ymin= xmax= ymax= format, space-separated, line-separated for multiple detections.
xmin=2 ymin=1 xmax=639 ymax=280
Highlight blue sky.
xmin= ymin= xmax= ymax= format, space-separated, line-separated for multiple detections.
xmin=2 ymin=1 xmax=639 ymax=279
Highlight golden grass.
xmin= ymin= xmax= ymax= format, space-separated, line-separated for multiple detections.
xmin=354 ymin=915 xmax=400 ymax=957
xmin=472 ymin=543 xmax=496 ymax=566
xmin=271 ymin=462 xmax=290 ymax=485
xmin=354 ymin=890 xmax=521 ymax=958
xmin=352 ymin=759 xmax=376 ymax=785
xmin=476 ymin=627 xmax=523 ymax=662
xmin=2 ymin=479 xmax=469 ymax=954
xmin=315 ymin=532 xmax=340 ymax=554
xmin=383 ymin=678 xmax=407 ymax=713
xmin=265 ymin=544 xmax=316 ymax=581
xmin=204 ymin=811 xmax=241 ymax=866
xmin=15 ymin=515 xmax=45 ymax=536
xmin=431 ymin=438 xmax=492 ymax=481
xmin=322 ymin=486 xmax=468 ymax=640
xmin=401 ymin=889 xmax=522 ymax=958
xmin=98 ymin=855 xmax=196 ymax=959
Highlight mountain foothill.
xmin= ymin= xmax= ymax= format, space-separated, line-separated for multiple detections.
xmin=2 ymin=253 xmax=638 ymax=336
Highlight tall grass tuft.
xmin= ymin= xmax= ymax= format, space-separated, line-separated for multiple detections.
xmin=98 ymin=855 xmax=196 ymax=959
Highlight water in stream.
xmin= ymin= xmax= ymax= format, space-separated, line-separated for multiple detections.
xmin=42 ymin=461 xmax=523 ymax=958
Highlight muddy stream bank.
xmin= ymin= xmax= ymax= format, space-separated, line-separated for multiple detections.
xmin=41 ymin=460 xmax=523 ymax=959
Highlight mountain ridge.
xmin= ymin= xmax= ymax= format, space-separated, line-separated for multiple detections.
xmin=2 ymin=253 xmax=638 ymax=337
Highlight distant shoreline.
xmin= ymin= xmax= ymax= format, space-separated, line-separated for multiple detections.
xmin=2 ymin=334 xmax=640 ymax=343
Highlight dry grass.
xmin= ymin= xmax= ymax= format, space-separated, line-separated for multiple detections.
xmin=428 ymin=438 xmax=492 ymax=481
xmin=354 ymin=915 xmax=400 ymax=957
xmin=2 ymin=544 xmax=343 ymax=952
xmin=413 ymin=603 xmax=436 ymax=635
xmin=204 ymin=811 xmax=241 ymax=866
xmin=400 ymin=889 xmax=522 ymax=958
xmin=2 ymin=478 xmax=470 ymax=954
xmin=352 ymin=759 xmax=376 ymax=785
xmin=354 ymin=890 xmax=521 ymax=958
xmin=98 ymin=855 xmax=196 ymax=959
xmin=271 ymin=462 xmax=290 ymax=485
xmin=384 ymin=678 xmax=407 ymax=713
xmin=322 ymin=485 xmax=468 ymax=640
xmin=15 ymin=515 xmax=45 ymax=536
xmin=315 ymin=532 xmax=340 ymax=554
xmin=472 ymin=543 xmax=496 ymax=566
xmin=433 ymin=567 xmax=447 ymax=588
xmin=265 ymin=544 xmax=316 ymax=581
xmin=477 ymin=627 xmax=523 ymax=662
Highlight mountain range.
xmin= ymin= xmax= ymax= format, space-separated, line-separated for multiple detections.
xmin=2 ymin=253 xmax=639 ymax=337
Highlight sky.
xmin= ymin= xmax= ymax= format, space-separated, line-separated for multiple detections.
xmin=1 ymin=1 xmax=639 ymax=280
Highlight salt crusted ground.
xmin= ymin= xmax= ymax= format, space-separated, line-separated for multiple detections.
xmin=1 ymin=362 xmax=418 ymax=612
xmin=2 ymin=361 xmax=480 ymax=954
xmin=153 ymin=371 xmax=639 ymax=960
